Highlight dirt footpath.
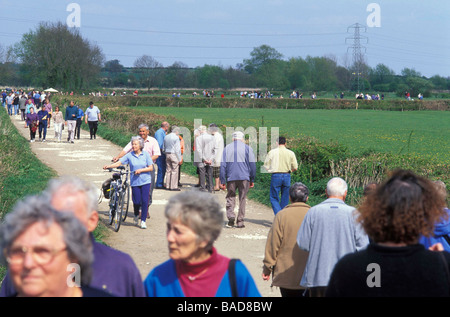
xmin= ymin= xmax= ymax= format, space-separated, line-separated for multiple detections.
xmin=10 ymin=114 xmax=279 ymax=297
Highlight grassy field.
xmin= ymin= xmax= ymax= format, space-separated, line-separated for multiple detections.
xmin=136 ymin=107 xmax=450 ymax=165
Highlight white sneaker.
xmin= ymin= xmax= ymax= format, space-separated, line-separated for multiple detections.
xmin=134 ymin=215 xmax=139 ymax=225
xmin=140 ymin=221 xmax=147 ymax=229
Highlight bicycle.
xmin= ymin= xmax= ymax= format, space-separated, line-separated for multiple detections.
xmin=104 ymin=166 xmax=130 ymax=232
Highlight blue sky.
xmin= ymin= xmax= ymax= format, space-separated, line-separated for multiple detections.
xmin=0 ymin=0 xmax=449 ymax=77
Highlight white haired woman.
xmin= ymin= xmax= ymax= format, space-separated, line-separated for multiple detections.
xmin=143 ymin=191 xmax=261 ymax=297
xmin=104 ymin=136 xmax=153 ymax=229
xmin=0 ymin=195 xmax=111 ymax=297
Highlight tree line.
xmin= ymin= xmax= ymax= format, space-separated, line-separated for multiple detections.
xmin=1 ymin=22 xmax=449 ymax=97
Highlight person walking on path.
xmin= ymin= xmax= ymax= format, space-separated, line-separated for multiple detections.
xmin=25 ymin=106 xmax=39 ymax=142
xmin=75 ymin=105 xmax=84 ymax=140
xmin=104 ymin=136 xmax=154 ymax=229
xmin=154 ymin=121 xmax=170 ymax=189
xmin=6 ymin=92 xmax=14 ymax=116
xmin=296 ymin=177 xmax=369 ymax=297
xmin=195 ymin=125 xmax=215 ymax=193
xmin=210 ymin=123 xmax=224 ymax=191
xmin=52 ymin=105 xmax=64 ymax=142
xmin=263 ymin=136 xmax=298 ymax=215
xmin=262 ymin=182 xmax=310 ymax=297
xmin=220 ymin=131 xmax=257 ymax=228
xmin=163 ymin=126 xmax=182 ymax=191
xmin=85 ymin=101 xmax=101 ymax=140
xmin=43 ymin=98 xmax=52 ymax=129
xmin=18 ymin=93 xmax=27 ymax=121
xmin=113 ymin=123 xmax=160 ymax=217
xmin=37 ymin=107 xmax=49 ymax=142
xmin=65 ymin=101 xmax=78 ymax=143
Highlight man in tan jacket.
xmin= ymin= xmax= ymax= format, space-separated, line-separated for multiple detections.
xmin=262 ymin=182 xmax=310 ymax=297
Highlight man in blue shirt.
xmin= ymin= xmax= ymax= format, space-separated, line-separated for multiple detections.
xmin=220 ymin=131 xmax=256 ymax=228
xmin=75 ymin=105 xmax=84 ymax=140
xmin=65 ymin=101 xmax=78 ymax=143
xmin=154 ymin=121 xmax=170 ymax=189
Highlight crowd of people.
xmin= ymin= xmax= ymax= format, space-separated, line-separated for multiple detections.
xmin=2 ymin=99 xmax=450 ymax=297
xmin=1 ymin=90 xmax=102 ymax=143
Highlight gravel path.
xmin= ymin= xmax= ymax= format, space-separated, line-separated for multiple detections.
xmin=10 ymin=114 xmax=279 ymax=297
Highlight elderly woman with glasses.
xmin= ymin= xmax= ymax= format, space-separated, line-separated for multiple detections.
xmin=104 ymin=136 xmax=154 ymax=229
xmin=0 ymin=195 xmax=111 ymax=297
xmin=143 ymin=190 xmax=260 ymax=297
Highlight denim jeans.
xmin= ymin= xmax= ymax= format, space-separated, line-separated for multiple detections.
xmin=269 ymin=173 xmax=291 ymax=215
xmin=155 ymin=153 xmax=166 ymax=188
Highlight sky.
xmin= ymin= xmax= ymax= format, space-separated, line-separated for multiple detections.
xmin=0 ymin=0 xmax=449 ymax=78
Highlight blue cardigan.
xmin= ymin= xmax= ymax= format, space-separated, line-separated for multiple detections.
xmin=144 ymin=259 xmax=261 ymax=297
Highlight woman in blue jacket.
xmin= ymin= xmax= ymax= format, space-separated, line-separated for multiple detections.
xmin=419 ymin=181 xmax=450 ymax=251
xmin=143 ymin=191 xmax=260 ymax=297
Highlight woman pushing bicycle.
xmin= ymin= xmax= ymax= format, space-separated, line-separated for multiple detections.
xmin=104 ymin=136 xmax=154 ymax=229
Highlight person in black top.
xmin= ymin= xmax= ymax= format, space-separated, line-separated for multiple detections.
xmin=326 ymin=169 xmax=450 ymax=297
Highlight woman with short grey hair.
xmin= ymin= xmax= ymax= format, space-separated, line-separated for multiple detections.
xmin=104 ymin=136 xmax=153 ymax=229
xmin=130 ymin=135 xmax=145 ymax=150
xmin=143 ymin=191 xmax=261 ymax=297
xmin=0 ymin=195 xmax=110 ymax=297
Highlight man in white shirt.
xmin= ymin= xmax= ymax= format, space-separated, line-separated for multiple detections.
xmin=194 ymin=125 xmax=215 ymax=193
xmin=85 ymin=101 xmax=101 ymax=139
xmin=163 ymin=126 xmax=182 ymax=191
xmin=209 ymin=123 xmax=224 ymax=191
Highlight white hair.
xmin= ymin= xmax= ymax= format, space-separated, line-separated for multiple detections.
xmin=326 ymin=177 xmax=348 ymax=197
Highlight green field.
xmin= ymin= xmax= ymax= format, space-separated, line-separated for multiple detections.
xmin=138 ymin=107 xmax=450 ymax=165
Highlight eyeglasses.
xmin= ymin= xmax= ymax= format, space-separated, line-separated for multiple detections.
xmin=4 ymin=245 xmax=67 ymax=266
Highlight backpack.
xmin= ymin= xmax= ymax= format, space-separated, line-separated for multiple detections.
xmin=102 ymin=178 xmax=112 ymax=199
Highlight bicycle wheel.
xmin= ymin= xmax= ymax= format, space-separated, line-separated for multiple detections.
xmin=114 ymin=191 xmax=124 ymax=232
xmin=121 ymin=181 xmax=130 ymax=222
xmin=108 ymin=188 xmax=116 ymax=226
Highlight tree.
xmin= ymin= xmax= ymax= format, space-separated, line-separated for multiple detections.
xmin=133 ymin=55 xmax=162 ymax=90
xmin=104 ymin=59 xmax=124 ymax=74
xmin=243 ymin=45 xmax=283 ymax=74
xmin=14 ymin=21 xmax=104 ymax=90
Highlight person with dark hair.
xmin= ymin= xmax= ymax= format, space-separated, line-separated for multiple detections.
xmin=326 ymin=170 xmax=450 ymax=297
xmin=85 ymin=101 xmax=101 ymax=140
xmin=65 ymin=101 xmax=78 ymax=143
xmin=363 ymin=182 xmax=377 ymax=196
xmin=155 ymin=121 xmax=170 ymax=189
xmin=75 ymin=105 xmax=84 ymax=140
xmin=264 ymin=136 xmax=298 ymax=215
xmin=262 ymin=182 xmax=311 ymax=297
